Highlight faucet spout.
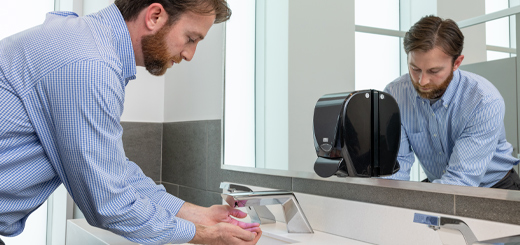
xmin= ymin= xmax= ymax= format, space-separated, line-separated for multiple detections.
xmin=219 ymin=183 xmax=276 ymax=225
xmin=221 ymin=189 xmax=314 ymax=233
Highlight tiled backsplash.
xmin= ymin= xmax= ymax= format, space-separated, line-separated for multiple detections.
xmin=120 ymin=122 xmax=162 ymax=181
xmin=122 ymin=120 xmax=520 ymax=226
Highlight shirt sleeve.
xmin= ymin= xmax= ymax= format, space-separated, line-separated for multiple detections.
xmin=433 ymin=99 xmax=504 ymax=187
xmin=40 ymin=60 xmax=195 ymax=244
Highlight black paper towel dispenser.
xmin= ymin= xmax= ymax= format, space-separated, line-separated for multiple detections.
xmin=313 ymin=90 xmax=400 ymax=178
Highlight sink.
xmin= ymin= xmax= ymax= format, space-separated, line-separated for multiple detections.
xmin=67 ymin=218 xmax=370 ymax=245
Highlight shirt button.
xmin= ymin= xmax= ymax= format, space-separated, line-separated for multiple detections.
xmin=443 ymin=170 xmax=446 ymax=174
xmin=439 ymin=152 xmax=442 ymax=155
xmin=432 ymin=113 xmax=435 ymax=116
xmin=433 ymin=134 xmax=437 ymax=137
xmin=444 ymin=105 xmax=448 ymax=108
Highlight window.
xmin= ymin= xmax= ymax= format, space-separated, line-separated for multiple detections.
xmin=223 ymin=0 xmax=256 ymax=168
xmin=485 ymin=0 xmax=518 ymax=61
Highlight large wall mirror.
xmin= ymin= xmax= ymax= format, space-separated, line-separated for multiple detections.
xmin=222 ymin=0 xmax=520 ymax=185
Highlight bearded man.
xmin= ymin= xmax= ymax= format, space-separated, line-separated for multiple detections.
xmin=0 ymin=1 xmax=261 ymax=244
xmin=384 ymin=15 xmax=520 ymax=189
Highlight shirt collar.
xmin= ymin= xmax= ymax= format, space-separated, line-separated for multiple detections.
xmin=410 ymin=69 xmax=461 ymax=108
xmin=95 ymin=4 xmax=137 ymax=81
xmin=439 ymin=69 xmax=461 ymax=107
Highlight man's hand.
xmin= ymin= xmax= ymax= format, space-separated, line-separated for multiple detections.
xmin=177 ymin=202 xmax=262 ymax=244
xmin=178 ymin=203 xmax=259 ymax=228
xmin=190 ymin=223 xmax=262 ymax=245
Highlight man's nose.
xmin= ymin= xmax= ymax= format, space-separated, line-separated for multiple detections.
xmin=419 ymin=73 xmax=430 ymax=86
xmin=181 ymin=45 xmax=197 ymax=61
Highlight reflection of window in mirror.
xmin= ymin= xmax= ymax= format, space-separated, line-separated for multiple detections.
xmin=224 ymin=0 xmax=291 ymax=170
xmin=485 ymin=0 xmax=518 ymax=61
xmin=223 ymin=0 xmax=256 ymax=168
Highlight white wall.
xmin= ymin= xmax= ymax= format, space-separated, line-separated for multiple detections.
xmin=162 ymin=23 xmax=225 ymax=122
xmin=120 ymin=68 xmax=165 ymax=122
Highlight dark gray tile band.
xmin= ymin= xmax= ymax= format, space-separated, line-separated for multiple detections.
xmin=206 ymin=120 xmax=224 ymax=192
xmin=455 ymin=196 xmax=520 ymax=225
xmin=292 ymin=178 xmax=455 ymax=215
xmin=220 ymin=170 xmax=293 ymax=191
xmin=178 ymin=185 xmax=222 ymax=207
xmin=121 ymin=122 xmax=162 ymax=181
xmin=162 ymin=121 xmax=208 ymax=190
xmin=163 ymin=182 xmax=179 ymax=197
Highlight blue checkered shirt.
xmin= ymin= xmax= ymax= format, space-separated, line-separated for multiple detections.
xmin=385 ymin=69 xmax=519 ymax=187
xmin=0 ymin=4 xmax=195 ymax=244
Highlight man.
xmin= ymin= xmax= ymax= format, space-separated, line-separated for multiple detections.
xmin=0 ymin=1 xmax=261 ymax=244
xmin=385 ymin=15 xmax=520 ymax=189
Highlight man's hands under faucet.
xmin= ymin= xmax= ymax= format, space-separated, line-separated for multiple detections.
xmin=190 ymin=223 xmax=262 ymax=244
xmin=177 ymin=202 xmax=262 ymax=244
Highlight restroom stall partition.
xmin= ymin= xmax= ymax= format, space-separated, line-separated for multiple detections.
xmin=461 ymin=57 xmax=520 ymax=174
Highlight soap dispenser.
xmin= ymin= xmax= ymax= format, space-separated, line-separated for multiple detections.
xmin=313 ymin=90 xmax=401 ymax=178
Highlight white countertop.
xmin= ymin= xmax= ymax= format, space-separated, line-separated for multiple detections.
xmin=250 ymin=221 xmax=371 ymax=245
xmin=66 ymin=218 xmax=370 ymax=245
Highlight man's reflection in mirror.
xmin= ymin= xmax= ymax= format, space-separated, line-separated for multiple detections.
xmin=383 ymin=15 xmax=520 ymax=189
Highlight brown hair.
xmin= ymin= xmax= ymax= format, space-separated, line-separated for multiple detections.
xmin=403 ymin=15 xmax=464 ymax=63
xmin=115 ymin=0 xmax=231 ymax=25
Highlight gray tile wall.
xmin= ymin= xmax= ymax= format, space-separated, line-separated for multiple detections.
xmin=123 ymin=120 xmax=520 ymax=226
xmin=121 ymin=122 xmax=162 ymax=181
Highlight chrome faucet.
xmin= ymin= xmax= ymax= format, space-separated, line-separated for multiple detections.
xmin=220 ymin=183 xmax=276 ymax=225
xmin=413 ymin=213 xmax=520 ymax=244
xmin=220 ymin=183 xmax=314 ymax=233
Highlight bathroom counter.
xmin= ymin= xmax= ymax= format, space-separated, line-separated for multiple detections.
xmin=66 ymin=218 xmax=369 ymax=245
xmin=250 ymin=221 xmax=370 ymax=245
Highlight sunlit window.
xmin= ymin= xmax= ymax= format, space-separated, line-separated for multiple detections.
xmin=223 ymin=0 xmax=256 ymax=168
xmin=355 ymin=0 xmax=399 ymax=30
xmin=355 ymin=33 xmax=400 ymax=91
xmin=484 ymin=0 xmax=519 ymax=61
xmin=354 ymin=0 xmax=400 ymax=91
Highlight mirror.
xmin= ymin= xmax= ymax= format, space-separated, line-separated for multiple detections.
xmin=223 ymin=0 xmax=520 ymax=184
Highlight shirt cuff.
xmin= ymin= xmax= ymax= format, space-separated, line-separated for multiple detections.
xmin=156 ymin=194 xmax=196 ymax=243
xmin=168 ymin=217 xmax=196 ymax=244
xmin=157 ymin=192 xmax=186 ymax=216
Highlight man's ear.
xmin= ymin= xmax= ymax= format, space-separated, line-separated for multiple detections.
xmin=144 ymin=3 xmax=168 ymax=32
xmin=452 ymin=54 xmax=464 ymax=71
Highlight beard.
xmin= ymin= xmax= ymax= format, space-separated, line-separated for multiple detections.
xmin=411 ymin=68 xmax=454 ymax=99
xmin=141 ymin=25 xmax=183 ymax=76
